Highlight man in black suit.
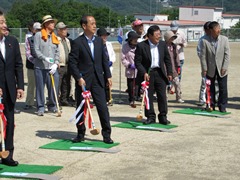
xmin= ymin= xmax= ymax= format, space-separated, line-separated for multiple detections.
xmin=69 ymin=15 xmax=113 ymax=144
xmin=0 ymin=10 xmax=24 ymax=166
xmin=135 ymin=25 xmax=172 ymax=125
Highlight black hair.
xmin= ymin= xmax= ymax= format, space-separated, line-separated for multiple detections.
xmin=147 ymin=25 xmax=160 ymax=37
xmin=80 ymin=15 xmax=91 ymax=28
xmin=27 ymin=21 xmax=34 ymax=31
xmin=0 ymin=10 xmax=3 ymax=16
xmin=203 ymin=21 xmax=211 ymax=30
xmin=209 ymin=21 xmax=219 ymax=29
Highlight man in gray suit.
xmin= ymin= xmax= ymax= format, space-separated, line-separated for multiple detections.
xmin=200 ymin=21 xmax=230 ymax=112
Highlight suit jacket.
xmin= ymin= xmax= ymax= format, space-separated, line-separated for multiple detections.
xmin=0 ymin=35 xmax=24 ymax=104
xmin=69 ymin=34 xmax=111 ymax=88
xmin=200 ymin=35 xmax=230 ymax=78
xmin=134 ymin=39 xmax=173 ymax=84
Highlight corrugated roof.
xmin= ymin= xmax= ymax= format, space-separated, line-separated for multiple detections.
xmin=179 ymin=6 xmax=223 ymax=10
xmin=142 ymin=20 xmax=205 ymax=26
xmin=222 ymin=14 xmax=240 ymax=17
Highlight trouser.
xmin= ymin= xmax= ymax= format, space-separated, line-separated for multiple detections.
xmin=1 ymin=85 xmax=15 ymax=160
xmin=127 ymin=78 xmax=138 ymax=102
xmin=75 ymin=73 xmax=111 ymax=139
xmin=172 ymin=76 xmax=182 ymax=100
xmin=25 ymin=68 xmax=36 ymax=106
xmin=199 ymin=76 xmax=206 ymax=103
xmin=34 ymin=68 xmax=59 ymax=112
xmin=207 ymin=69 xmax=228 ymax=111
xmin=145 ymin=68 xmax=168 ymax=121
xmin=58 ymin=66 xmax=71 ymax=103
xmin=178 ymin=59 xmax=184 ymax=82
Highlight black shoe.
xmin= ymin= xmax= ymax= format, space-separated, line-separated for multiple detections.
xmin=158 ymin=115 xmax=171 ymax=125
xmin=159 ymin=119 xmax=171 ymax=125
xmin=72 ymin=136 xmax=85 ymax=143
xmin=24 ymin=105 xmax=33 ymax=110
xmin=14 ymin=108 xmax=21 ymax=114
xmin=60 ymin=101 xmax=70 ymax=106
xmin=103 ymin=138 xmax=114 ymax=144
xmin=219 ymin=108 xmax=227 ymax=113
xmin=143 ymin=119 xmax=155 ymax=125
xmin=2 ymin=158 xmax=19 ymax=166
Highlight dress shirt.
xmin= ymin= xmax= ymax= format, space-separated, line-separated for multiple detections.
xmin=0 ymin=36 xmax=6 ymax=59
xmin=85 ymin=34 xmax=95 ymax=59
xmin=148 ymin=40 xmax=160 ymax=68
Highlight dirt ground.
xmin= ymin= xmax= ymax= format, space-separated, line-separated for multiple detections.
xmin=2 ymin=41 xmax=240 ymax=180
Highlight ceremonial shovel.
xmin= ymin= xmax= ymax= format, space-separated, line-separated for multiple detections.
xmin=136 ymin=91 xmax=145 ymax=120
xmin=0 ymin=98 xmax=9 ymax=158
xmin=82 ymin=85 xmax=100 ymax=135
xmin=50 ymin=74 xmax=61 ymax=117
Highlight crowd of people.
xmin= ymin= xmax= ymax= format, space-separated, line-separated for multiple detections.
xmin=0 ymin=10 xmax=230 ymax=166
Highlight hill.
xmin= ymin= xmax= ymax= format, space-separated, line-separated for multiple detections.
xmin=0 ymin=0 xmax=239 ymax=15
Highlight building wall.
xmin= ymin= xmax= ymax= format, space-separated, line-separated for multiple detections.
xmin=153 ymin=15 xmax=168 ymax=21
xmin=134 ymin=15 xmax=155 ymax=21
xmin=223 ymin=18 xmax=240 ymax=28
xmin=179 ymin=7 xmax=219 ymax=22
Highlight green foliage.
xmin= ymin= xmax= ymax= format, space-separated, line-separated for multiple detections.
xmin=160 ymin=8 xmax=179 ymax=20
xmin=232 ymin=21 xmax=240 ymax=28
xmin=4 ymin=0 xmax=133 ymax=28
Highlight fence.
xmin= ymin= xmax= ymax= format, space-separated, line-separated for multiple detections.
xmin=8 ymin=28 xmax=240 ymax=43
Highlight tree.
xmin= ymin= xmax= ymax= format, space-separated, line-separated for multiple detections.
xmin=5 ymin=0 xmax=129 ymax=28
xmin=160 ymin=8 xmax=179 ymax=20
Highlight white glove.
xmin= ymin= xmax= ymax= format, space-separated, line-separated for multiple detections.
xmin=49 ymin=64 xmax=58 ymax=74
xmin=45 ymin=57 xmax=54 ymax=64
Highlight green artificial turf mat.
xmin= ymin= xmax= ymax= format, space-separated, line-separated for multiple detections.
xmin=173 ymin=108 xmax=231 ymax=116
xmin=112 ymin=121 xmax=178 ymax=130
xmin=0 ymin=164 xmax=62 ymax=178
xmin=39 ymin=139 xmax=119 ymax=151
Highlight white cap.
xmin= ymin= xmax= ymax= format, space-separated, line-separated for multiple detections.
xmin=170 ymin=20 xmax=179 ymax=31
xmin=33 ymin=22 xmax=41 ymax=30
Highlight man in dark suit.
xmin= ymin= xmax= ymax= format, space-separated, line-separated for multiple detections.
xmin=0 ymin=10 xmax=24 ymax=166
xmin=135 ymin=25 xmax=172 ymax=125
xmin=69 ymin=15 xmax=113 ymax=144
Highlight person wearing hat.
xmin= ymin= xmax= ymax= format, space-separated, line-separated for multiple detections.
xmin=69 ymin=15 xmax=113 ymax=144
xmin=24 ymin=22 xmax=41 ymax=110
xmin=34 ymin=15 xmax=60 ymax=116
xmin=121 ymin=31 xmax=140 ymax=107
xmin=97 ymin=27 xmax=116 ymax=105
xmin=56 ymin=22 xmax=72 ymax=106
xmin=124 ymin=19 xmax=145 ymax=43
xmin=135 ymin=25 xmax=173 ymax=125
xmin=170 ymin=20 xmax=187 ymax=82
xmin=164 ymin=31 xmax=184 ymax=103
xmin=0 ymin=10 xmax=24 ymax=166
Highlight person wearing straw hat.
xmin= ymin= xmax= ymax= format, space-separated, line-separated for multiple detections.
xmin=34 ymin=15 xmax=60 ymax=116
xmin=0 ymin=10 xmax=24 ymax=166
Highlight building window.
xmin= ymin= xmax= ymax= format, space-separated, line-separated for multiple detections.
xmin=194 ymin=10 xmax=198 ymax=15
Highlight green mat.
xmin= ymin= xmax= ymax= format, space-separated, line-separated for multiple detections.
xmin=112 ymin=121 xmax=178 ymax=130
xmin=39 ymin=140 xmax=119 ymax=151
xmin=0 ymin=164 xmax=62 ymax=179
xmin=173 ymin=108 xmax=231 ymax=117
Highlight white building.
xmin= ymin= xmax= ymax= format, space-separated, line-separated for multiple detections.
xmin=141 ymin=20 xmax=204 ymax=41
xmin=179 ymin=6 xmax=240 ymax=29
